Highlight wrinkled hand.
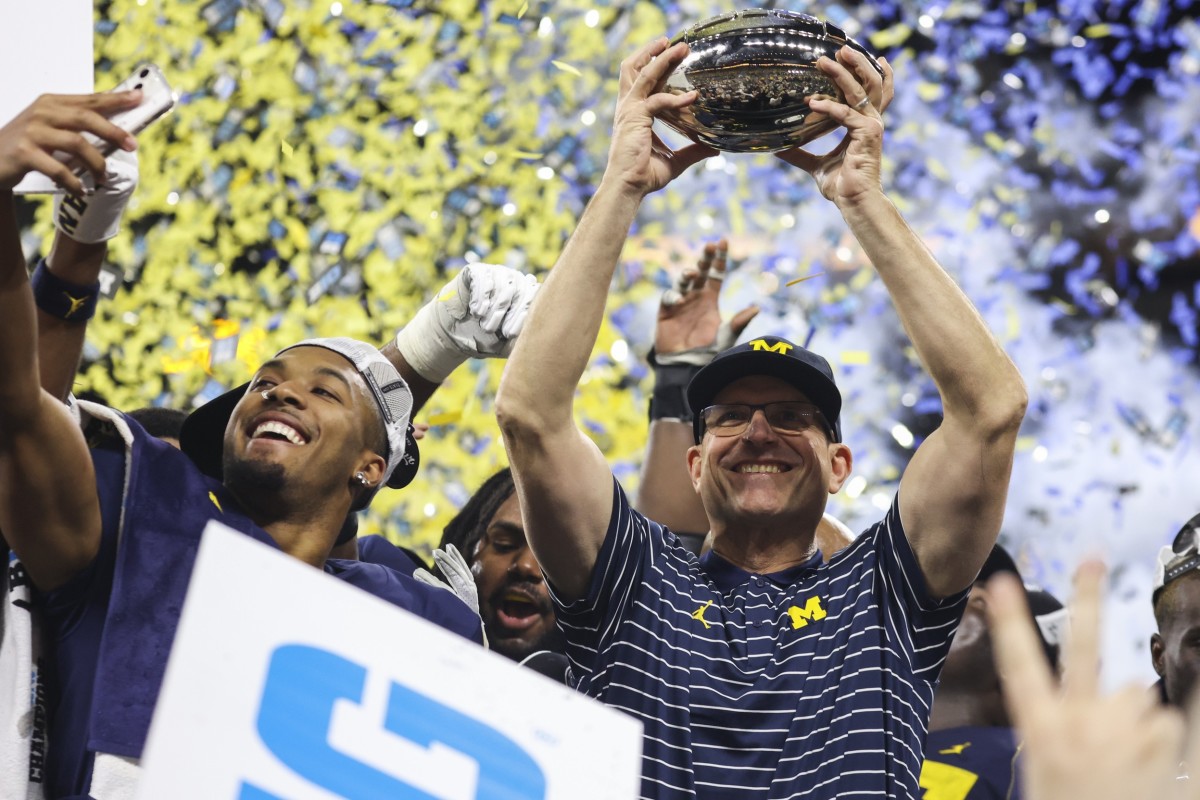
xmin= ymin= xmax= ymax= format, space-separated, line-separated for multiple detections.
xmin=775 ymin=47 xmax=893 ymax=207
xmin=988 ymin=561 xmax=1199 ymax=800
xmin=53 ymin=148 xmax=139 ymax=243
xmin=655 ymin=239 xmax=759 ymax=362
xmin=0 ymin=92 xmax=140 ymax=196
xmin=603 ymin=38 xmax=717 ymax=197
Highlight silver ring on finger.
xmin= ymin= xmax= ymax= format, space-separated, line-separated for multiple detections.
xmin=853 ymin=96 xmax=871 ymax=111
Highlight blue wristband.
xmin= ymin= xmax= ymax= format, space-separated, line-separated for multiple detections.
xmin=30 ymin=259 xmax=101 ymax=321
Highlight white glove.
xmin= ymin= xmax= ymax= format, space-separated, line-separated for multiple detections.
xmin=412 ymin=545 xmax=479 ymax=614
xmin=52 ymin=148 xmax=139 ymax=244
xmin=394 ymin=263 xmax=539 ymax=382
xmin=413 ymin=544 xmax=487 ymax=648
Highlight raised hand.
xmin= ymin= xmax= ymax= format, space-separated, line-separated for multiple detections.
xmin=603 ymin=38 xmax=717 ymax=197
xmin=655 ymin=238 xmax=758 ymax=358
xmin=775 ymin=47 xmax=894 ymax=207
xmin=393 ymin=262 xmax=539 ymax=383
xmin=987 ymin=562 xmax=1199 ymax=800
xmin=0 ymin=93 xmax=140 ymax=196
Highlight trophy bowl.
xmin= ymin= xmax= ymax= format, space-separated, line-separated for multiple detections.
xmin=657 ymin=9 xmax=883 ymax=153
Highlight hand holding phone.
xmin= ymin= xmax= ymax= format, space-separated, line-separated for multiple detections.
xmin=0 ymin=92 xmax=138 ymax=196
xmin=79 ymin=65 xmax=175 ymax=161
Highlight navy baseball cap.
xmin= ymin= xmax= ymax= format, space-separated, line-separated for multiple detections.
xmin=686 ymin=336 xmax=842 ymax=443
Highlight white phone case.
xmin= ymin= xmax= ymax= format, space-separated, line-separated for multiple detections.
xmin=18 ymin=64 xmax=176 ymax=193
xmin=82 ymin=63 xmax=175 ymax=159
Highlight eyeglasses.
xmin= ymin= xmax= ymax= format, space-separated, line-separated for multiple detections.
xmin=699 ymin=402 xmax=831 ymax=439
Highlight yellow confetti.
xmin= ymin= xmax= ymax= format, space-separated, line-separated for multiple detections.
xmin=511 ymin=150 xmax=544 ymax=160
xmin=280 ymin=140 xmax=293 ymax=157
xmin=517 ymin=1 xmax=528 ymax=19
xmin=427 ymin=410 xmax=463 ymax=426
xmin=840 ymin=351 xmax=871 ymax=366
xmin=785 ymin=272 xmax=825 ymax=287
xmin=550 ymin=60 xmax=583 ymax=77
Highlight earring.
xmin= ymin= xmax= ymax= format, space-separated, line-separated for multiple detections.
xmin=355 ymin=472 xmax=369 ymax=487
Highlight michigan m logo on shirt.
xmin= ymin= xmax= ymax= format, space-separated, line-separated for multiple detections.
xmin=786 ymin=596 xmax=826 ymax=629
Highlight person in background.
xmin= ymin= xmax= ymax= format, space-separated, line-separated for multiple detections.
xmin=1151 ymin=511 xmax=1200 ymax=716
xmin=985 ymin=561 xmax=1198 ymax=800
xmin=920 ymin=544 xmax=1064 ymax=800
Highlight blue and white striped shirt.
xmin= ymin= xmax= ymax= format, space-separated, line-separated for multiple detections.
xmin=551 ymin=481 xmax=968 ymax=799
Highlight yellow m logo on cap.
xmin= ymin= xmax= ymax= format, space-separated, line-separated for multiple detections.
xmin=787 ymin=596 xmax=826 ymax=629
xmin=750 ymin=338 xmax=793 ymax=356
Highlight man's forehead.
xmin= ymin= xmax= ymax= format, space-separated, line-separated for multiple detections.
xmin=259 ymin=347 xmax=362 ymax=384
xmin=1163 ymin=571 xmax=1200 ymax=620
xmin=713 ymin=375 xmax=810 ymax=403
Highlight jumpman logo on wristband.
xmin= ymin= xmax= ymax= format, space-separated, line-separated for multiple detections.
xmin=63 ymin=293 xmax=91 ymax=318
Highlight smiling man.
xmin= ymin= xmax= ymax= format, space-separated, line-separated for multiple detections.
xmin=0 ymin=95 xmax=500 ymax=799
xmin=497 ymin=39 xmax=1027 ymax=799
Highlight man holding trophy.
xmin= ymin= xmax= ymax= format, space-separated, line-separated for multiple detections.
xmin=497 ymin=13 xmax=1027 ymax=800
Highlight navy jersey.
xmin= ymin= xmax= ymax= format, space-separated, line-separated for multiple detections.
xmin=920 ymin=726 xmax=1023 ymax=800
xmin=38 ymin=410 xmax=481 ymax=798
xmin=550 ymin=480 xmax=968 ymax=799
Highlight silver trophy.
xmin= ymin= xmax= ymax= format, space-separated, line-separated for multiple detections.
xmin=658 ymin=9 xmax=883 ymax=153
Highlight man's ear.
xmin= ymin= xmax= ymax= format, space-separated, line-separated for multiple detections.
xmin=827 ymin=442 xmax=853 ymax=493
xmin=687 ymin=444 xmax=704 ymax=493
xmin=356 ymin=451 xmax=387 ymax=488
xmin=1151 ymin=632 xmax=1166 ymax=679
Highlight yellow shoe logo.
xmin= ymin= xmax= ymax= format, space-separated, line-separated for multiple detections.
xmin=938 ymin=743 xmax=971 ymax=756
xmin=691 ymin=600 xmax=714 ymax=629
xmin=786 ymin=596 xmax=827 ymax=629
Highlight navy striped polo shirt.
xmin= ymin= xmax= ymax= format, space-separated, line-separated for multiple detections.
xmin=551 ymin=480 xmax=968 ymax=799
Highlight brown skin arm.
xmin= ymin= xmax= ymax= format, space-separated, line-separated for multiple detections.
xmin=0 ymin=94 xmax=139 ymax=590
xmin=379 ymin=340 xmax=440 ymax=414
xmin=37 ymin=233 xmax=107 ymax=401
xmin=0 ymin=194 xmax=103 ymax=591
xmin=635 ymin=239 xmax=758 ymax=535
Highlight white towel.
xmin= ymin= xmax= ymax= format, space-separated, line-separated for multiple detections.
xmin=0 ymin=552 xmax=48 ymax=800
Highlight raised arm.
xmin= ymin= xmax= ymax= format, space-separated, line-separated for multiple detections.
xmin=635 ymin=239 xmax=757 ymax=535
xmin=37 ymin=149 xmax=138 ymax=401
xmin=384 ymin=262 xmax=539 ymax=413
xmin=0 ymin=92 xmax=140 ymax=590
xmin=497 ymin=39 xmax=714 ymax=600
xmin=779 ymin=51 xmax=1027 ymax=597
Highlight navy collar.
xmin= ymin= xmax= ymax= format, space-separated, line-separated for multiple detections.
xmin=699 ymin=547 xmax=823 ymax=595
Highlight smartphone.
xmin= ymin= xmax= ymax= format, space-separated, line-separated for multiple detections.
xmin=88 ymin=64 xmax=176 ymax=157
xmin=58 ymin=64 xmax=176 ymax=174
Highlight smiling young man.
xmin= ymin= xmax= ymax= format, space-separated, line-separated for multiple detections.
xmin=497 ymin=39 xmax=1027 ymax=799
xmin=0 ymin=95 xmax=504 ymax=799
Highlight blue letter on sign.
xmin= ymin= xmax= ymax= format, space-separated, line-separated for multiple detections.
xmin=247 ymin=643 xmax=547 ymax=799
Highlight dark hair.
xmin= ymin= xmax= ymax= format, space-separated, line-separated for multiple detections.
xmin=439 ymin=468 xmax=515 ymax=565
xmin=127 ymin=406 xmax=188 ymax=440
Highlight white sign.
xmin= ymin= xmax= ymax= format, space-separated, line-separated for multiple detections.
xmin=0 ymin=0 xmax=93 ymax=193
xmin=137 ymin=522 xmax=642 ymax=800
